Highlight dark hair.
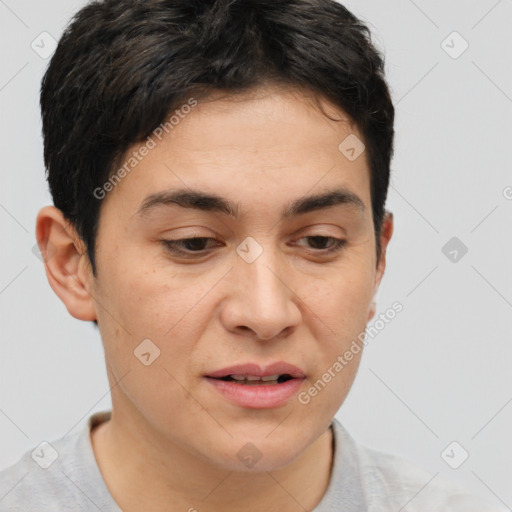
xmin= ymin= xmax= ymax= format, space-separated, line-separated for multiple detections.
xmin=41 ymin=0 xmax=394 ymax=274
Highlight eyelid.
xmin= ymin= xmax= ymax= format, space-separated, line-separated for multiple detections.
xmin=161 ymin=234 xmax=347 ymax=261
xmin=293 ymin=235 xmax=347 ymax=253
xmin=162 ymin=236 xmax=220 ymax=256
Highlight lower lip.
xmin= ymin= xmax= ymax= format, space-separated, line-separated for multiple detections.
xmin=205 ymin=377 xmax=305 ymax=409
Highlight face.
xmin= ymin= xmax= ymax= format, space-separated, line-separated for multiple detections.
xmin=84 ymin=85 xmax=391 ymax=472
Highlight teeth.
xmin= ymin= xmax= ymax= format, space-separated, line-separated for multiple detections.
xmin=229 ymin=374 xmax=281 ymax=382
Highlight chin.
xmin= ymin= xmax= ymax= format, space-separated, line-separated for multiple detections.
xmin=201 ymin=433 xmax=310 ymax=474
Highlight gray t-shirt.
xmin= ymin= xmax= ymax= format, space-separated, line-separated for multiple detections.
xmin=0 ymin=410 xmax=500 ymax=511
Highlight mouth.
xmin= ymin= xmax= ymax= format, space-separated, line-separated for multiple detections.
xmin=204 ymin=362 xmax=306 ymax=408
xmin=211 ymin=374 xmax=295 ymax=385
xmin=205 ymin=361 xmax=305 ymax=383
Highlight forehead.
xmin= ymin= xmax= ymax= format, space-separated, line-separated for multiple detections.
xmin=102 ymin=85 xmax=371 ymax=215
xmin=161 ymin=86 xmax=363 ymax=162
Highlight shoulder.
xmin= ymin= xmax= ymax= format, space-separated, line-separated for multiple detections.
xmin=0 ymin=411 xmax=117 ymax=512
xmin=0 ymin=431 xmax=83 ymax=511
xmin=329 ymin=419 xmax=502 ymax=512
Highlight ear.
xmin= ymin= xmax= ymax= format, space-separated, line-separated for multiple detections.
xmin=35 ymin=206 xmax=97 ymax=321
xmin=367 ymin=211 xmax=394 ymax=322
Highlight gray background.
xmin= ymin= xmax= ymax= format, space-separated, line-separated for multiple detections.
xmin=1 ymin=0 xmax=511 ymax=509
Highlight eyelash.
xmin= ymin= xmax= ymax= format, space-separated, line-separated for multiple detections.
xmin=161 ymin=236 xmax=347 ymax=258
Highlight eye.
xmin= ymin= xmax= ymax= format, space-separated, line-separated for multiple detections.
xmin=161 ymin=235 xmax=346 ymax=259
xmin=295 ymin=235 xmax=346 ymax=253
xmin=162 ymin=237 xmax=221 ymax=256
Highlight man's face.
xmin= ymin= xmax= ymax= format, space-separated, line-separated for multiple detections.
xmin=87 ymin=85 xmax=390 ymax=471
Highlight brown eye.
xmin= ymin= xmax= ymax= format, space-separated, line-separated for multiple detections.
xmin=297 ymin=236 xmax=346 ymax=252
xmin=162 ymin=237 xmax=220 ymax=255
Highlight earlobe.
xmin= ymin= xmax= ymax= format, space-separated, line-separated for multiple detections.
xmin=367 ymin=299 xmax=376 ymax=322
xmin=35 ymin=206 xmax=97 ymax=321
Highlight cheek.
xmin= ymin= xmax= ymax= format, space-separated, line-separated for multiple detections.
xmin=300 ymin=258 xmax=375 ymax=408
xmin=119 ymin=364 xmax=201 ymax=415
xmin=307 ymin=264 xmax=375 ymax=336
xmin=96 ymin=254 xmax=188 ymax=336
xmin=94 ymin=255 xmax=223 ymax=382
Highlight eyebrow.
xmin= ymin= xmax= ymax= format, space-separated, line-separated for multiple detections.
xmin=136 ymin=187 xmax=365 ymax=219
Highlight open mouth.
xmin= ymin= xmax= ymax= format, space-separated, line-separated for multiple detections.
xmin=213 ymin=374 xmax=294 ymax=385
xmin=205 ymin=365 xmax=305 ymax=408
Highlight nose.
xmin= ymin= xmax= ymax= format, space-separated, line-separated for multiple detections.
xmin=220 ymin=246 xmax=302 ymax=340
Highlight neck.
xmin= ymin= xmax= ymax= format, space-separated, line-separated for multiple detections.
xmin=91 ymin=408 xmax=334 ymax=512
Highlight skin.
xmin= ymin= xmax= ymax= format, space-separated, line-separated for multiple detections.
xmin=36 ymin=84 xmax=393 ymax=512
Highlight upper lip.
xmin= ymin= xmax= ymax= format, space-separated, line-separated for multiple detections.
xmin=206 ymin=362 xmax=305 ymax=379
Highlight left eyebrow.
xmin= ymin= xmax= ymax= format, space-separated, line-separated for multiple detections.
xmin=135 ymin=187 xmax=365 ymax=218
xmin=282 ymin=189 xmax=365 ymax=218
